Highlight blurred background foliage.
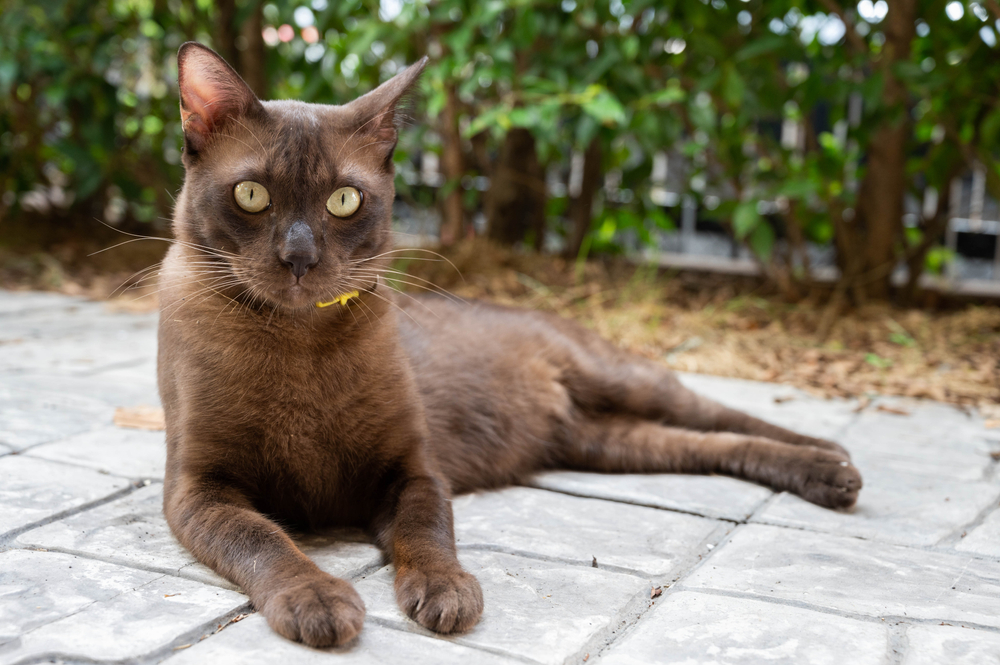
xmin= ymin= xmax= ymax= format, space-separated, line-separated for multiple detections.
xmin=2 ymin=0 xmax=999 ymax=305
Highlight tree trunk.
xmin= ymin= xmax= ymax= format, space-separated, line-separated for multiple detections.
xmin=438 ymin=85 xmax=465 ymax=246
xmin=214 ymin=0 xmax=239 ymax=67
xmin=237 ymin=3 xmax=267 ymax=98
xmin=566 ymin=138 xmax=602 ymax=258
xmin=849 ymin=0 xmax=916 ymax=300
xmin=214 ymin=0 xmax=266 ymax=98
xmin=485 ymin=128 xmax=546 ymax=248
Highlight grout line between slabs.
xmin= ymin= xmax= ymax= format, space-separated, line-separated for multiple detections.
xmin=523 ymin=482 xmax=747 ymax=524
xmin=566 ymin=520 xmax=741 ymax=664
xmin=364 ymin=615 xmax=544 ymax=665
xmin=670 ymin=586 xmax=1000 ymax=635
xmin=0 ymin=482 xmax=148 ymax=551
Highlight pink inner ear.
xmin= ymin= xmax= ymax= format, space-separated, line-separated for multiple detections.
xmin=178 ymin=46 xmax=254 ymax=137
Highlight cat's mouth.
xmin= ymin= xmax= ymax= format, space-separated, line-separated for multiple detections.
xmin=270 ymin=282 xmax=321 ymax=310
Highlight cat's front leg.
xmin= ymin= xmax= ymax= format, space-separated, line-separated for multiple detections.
xmin=164 ymin=475 xmax=365 ymax=647
xmin=375 ymin=472 xmax=483 ymax=633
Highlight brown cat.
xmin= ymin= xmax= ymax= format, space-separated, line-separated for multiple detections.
xmin=159 ymin=42 xmax=861 ymax=649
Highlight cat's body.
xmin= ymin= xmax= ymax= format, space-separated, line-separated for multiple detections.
xmin=160 ymin=43 xmax=861 ymax=648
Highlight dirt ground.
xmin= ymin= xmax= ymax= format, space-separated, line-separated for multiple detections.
xmin=3 ymin=237 xmax=998 ymax=416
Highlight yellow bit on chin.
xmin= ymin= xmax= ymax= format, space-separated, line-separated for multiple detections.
xmin=316 ymin=290 xmax=360 ymax=308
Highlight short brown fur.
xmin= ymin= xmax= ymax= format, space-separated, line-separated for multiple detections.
xmin=160 ymin=43 xmax=862 ymax=648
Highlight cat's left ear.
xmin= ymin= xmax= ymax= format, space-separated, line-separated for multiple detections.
xmin=341 ymin=57 xmax=428 ymax=163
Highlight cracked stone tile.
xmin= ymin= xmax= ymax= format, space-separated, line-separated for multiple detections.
xmin=843 ymin=399 xmax=996 ymax=482
xmin=676 ymin=373 xmax=859 ymax=440
xmin=355 ymin=549 xmax=648 ymax=665
xmin=753 ymin=467 xmax=1000 ymax=547
xmin=0 ymin=385 xmax=112 ymax=451
xmin=0 ymin=549 xmax=162 ymax=645
xmin=165 ymin=614 xmax=515 ymax=665
xmin=0 ymin=557 xmax=246 ymax=664
xmin=600 ymin=590 xmax=888 ymax=665
xmin=902 ymin=624 xmax=1000 ymax=665
xmin=25 ymin=426 xmax=166 ymax=480
xmin=529 ymin=471 xmax=772 ymax=521
xmin=955 ymin=504 xmax=1000 ymax=558
xmin=0 ymin=455 xmax=130 ymax=536
xmin=18 ymin=484 xmax=383 ymax=591
xmin=453 ymin=486 xmax=720 ymax=577
xmin=683 ymin=524 xmax=1000 ymax=628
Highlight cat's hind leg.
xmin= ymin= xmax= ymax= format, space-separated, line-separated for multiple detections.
xmin=562 ymin=353 xmax=851 ymax=458
xmin=557 ymin=415 xmax=862 ymax=509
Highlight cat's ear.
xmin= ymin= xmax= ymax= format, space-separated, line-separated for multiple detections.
xmin=341 ymin=57 xmax=428 ymax=163
xmin=177 ymin=42 xmax=263 ymax=155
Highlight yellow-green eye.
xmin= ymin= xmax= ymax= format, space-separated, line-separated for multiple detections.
xmin=234 ymin=181 xmax=270 ymax=213
xmin=327 ymin=187 xmax=362 ymax=217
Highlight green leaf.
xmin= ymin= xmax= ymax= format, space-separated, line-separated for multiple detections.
xmin=748 ymin=221 xmax=774 ymax=260
xmin=734 ymin=35 xmax=785 ymax=62
xmin=582 ymin=90 xmax=626 ymax=126
xmin=721 ymin=66 xmax=745 ymax=108
xmin=732 ymin=202 xmax=761 ymax=239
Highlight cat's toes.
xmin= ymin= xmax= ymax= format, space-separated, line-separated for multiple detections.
xmin=262 ymin=574 xmax=365 ymax=648
xmin=796 ymin=453 xmax=863 ymax=509
xmin=395 ymin=564 xmax=483 ymax=634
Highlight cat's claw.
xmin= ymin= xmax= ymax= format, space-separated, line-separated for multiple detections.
xmin=261 ymin=574 xmax=365 ymax=648
xmin=395 ymin=565 xmax=483 ymax=634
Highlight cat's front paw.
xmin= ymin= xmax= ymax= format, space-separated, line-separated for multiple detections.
xmin=395 ymin=564 xmax=483 ymax=634
xmin=261 ymin=573 xmax=365 ymax=647
xmin=794 ymin=452 xmax=863 ymax=509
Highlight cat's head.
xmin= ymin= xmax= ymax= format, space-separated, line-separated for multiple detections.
xmin=173 ymin=42 xmax=426 ymax=311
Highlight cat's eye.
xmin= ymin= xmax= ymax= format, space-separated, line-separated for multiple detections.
xmin=327 ymin=187 xmax=362 ymax=217
xmin=234 ymin=181 xmax=270 ymax=213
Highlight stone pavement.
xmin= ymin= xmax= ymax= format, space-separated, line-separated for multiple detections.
xmin=1 ymin=289 xmax=999 ymax=665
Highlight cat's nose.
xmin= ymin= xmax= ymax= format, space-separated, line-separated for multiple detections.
xmin=281 ymin=252 xmax=318 ymax=279
xmin=279 ymin=220 xmax=319 ymax=280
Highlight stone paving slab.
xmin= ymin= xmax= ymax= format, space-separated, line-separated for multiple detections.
xmin=0 ymin=551 xmax=246 ymax=665
xmin=0 ymin=549 xmax=161 ymax=644
xmin=956 ymin=504 xmax=1000 ymax=557
xmin=0 ymin=385 xmax=112 ymax=451
xmin=24 ymin=425 xmax=167 ymax=480
xmin=599 ymin=590 xmax=888 ymax=665
xmin=355 ymin=550 xmax=649 ymax=665
xmin=683 ymin=524 xmax=1000 ymax=628
xmin=165 ymin=614 xmax=516 ymax=665
xmin=3 ymin=368 xmax=162 ymax=410
xmin=843 ymin=399 xmax=997 ymax=482
xmin=0 ymin=290 xmax=85 ymax=316
xmin=902 ymin=624 xmax=1000 ymax=665
xmin=454 ymin=486 xmax=722 ymax=577
xmin=0 ymin=334 xmax=156 ymax=378
xmin=676 ymin=373 xmax=859 ymax=440
xmin=753 ymin=466 xmax=1000 ymax=547
xmin=0 ymin=455 xmax=130 ymax=536
xmin=530 ymin=471 xmax=773 ymax=521
xmin=16 ymin=484 xmax=383 ymax=590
